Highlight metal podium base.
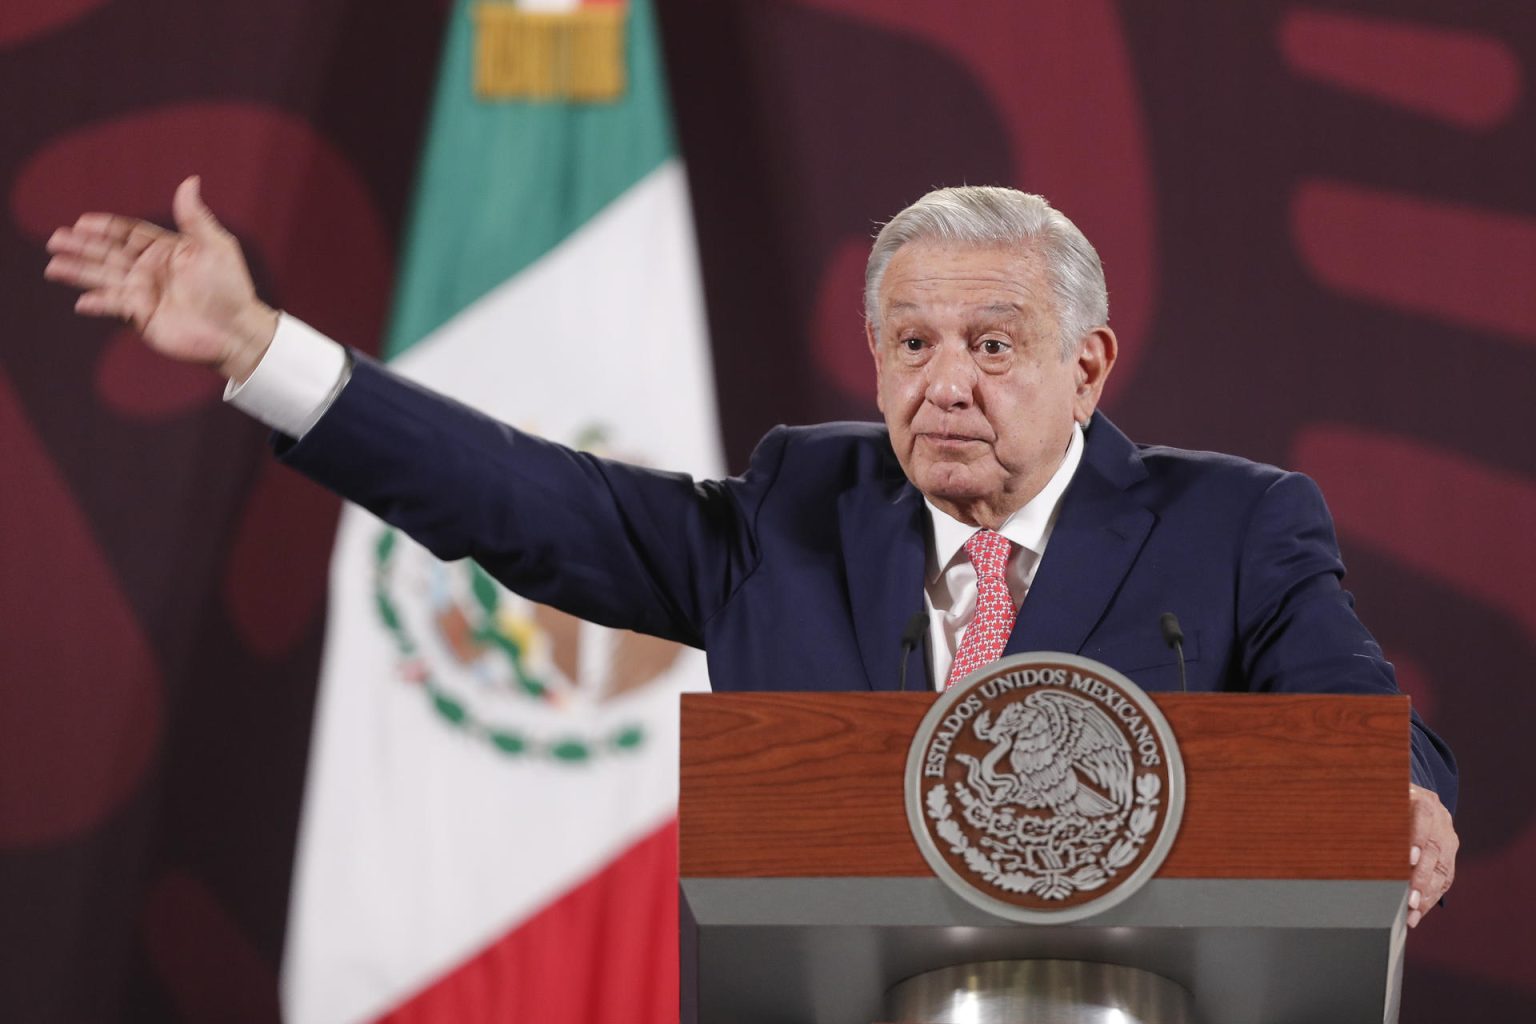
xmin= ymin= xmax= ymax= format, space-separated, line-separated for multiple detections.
xmin=885 ymin=960 xmax=1194 ymax=1024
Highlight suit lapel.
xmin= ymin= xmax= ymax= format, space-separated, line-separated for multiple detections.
xmin=839 ymin=476 xmax=929 ymax=692
xmin=1006 ymin=415 xmax=1154 ymax=657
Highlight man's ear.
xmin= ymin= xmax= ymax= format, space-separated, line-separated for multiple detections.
xmin=1072 ymin=326 xmax=1117 ymax=424
xmin=866 ymin=319 xmax=885 ymax=414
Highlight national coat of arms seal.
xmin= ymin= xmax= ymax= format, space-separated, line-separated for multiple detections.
xmin=905 ymin=653 xmax=1185 ymax=923
xmin=367 ymin=424 xmax=684 ymax=765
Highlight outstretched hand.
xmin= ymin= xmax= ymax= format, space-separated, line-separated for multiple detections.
xmin=44 ymin=175 xmax=278 ymax=382
xmin=1407 ymin=783 xmax=1457 ymax=928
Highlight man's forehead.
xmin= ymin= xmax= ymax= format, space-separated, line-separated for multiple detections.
xmin=881 ymin=240 xmax=1047 ymax=296
xmin=879 ymin=243 xmax=1052 ymax=323
xmin=884 ymin=298 xmax=1028 ymax=319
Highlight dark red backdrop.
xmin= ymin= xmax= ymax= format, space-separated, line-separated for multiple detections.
xmin=1 ymin=1 xmax=1530 ymax=1019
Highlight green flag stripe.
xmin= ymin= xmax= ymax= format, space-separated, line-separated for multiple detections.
xmin=384 ymin=0 xmax=678 ymax=360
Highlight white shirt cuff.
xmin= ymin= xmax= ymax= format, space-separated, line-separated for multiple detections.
xmin=223 ymin=313 xmax=349 ymax=437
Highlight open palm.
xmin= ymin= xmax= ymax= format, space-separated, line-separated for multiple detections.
xmin=45 ymin=176 xmax=277 ymax=380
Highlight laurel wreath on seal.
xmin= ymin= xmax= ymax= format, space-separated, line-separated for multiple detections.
xmin=372 ymin=526 xmax=644 ymax=764
xmin=926 ymin=773 xmax=1161 ymax=900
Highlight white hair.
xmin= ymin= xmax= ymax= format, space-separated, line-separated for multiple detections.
xmin=864 ymin=186 xmax=1109 ymax=359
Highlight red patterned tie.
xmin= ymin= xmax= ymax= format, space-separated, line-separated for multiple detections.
xmin=945 ymin=529 xmax=1015 ymax=689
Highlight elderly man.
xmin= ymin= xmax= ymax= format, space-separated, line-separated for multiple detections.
xmin=44 ymin=178 xmax=1457 ymax=925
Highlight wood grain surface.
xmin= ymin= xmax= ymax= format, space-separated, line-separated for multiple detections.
xmin=679 ymin=692 xmax=1409 ymax=880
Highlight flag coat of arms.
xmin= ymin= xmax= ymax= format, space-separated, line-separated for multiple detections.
xmin=281 ymin=0 xmax=720 ymax=1019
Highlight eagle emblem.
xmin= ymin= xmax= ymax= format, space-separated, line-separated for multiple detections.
xmin=906 ymin=654 xmax=1184 ymax=923
xmin=958 ymin=690 xmax=1133 ymax=820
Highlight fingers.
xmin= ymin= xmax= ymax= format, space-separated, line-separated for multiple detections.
xmin=68 ymin=237 xmax=173 ymax=329
xmin=172 ymin=175 xmax=225 ymax=242
xmin=66 ymin=213 xmax=172 ymax=250
xmin=1408 ymin=836 xmax=1456 ymax=923
xmin=45 ymin=234 xmax=147 ymax=290
xmin=1407 ymin=839 xmax=1436 ymax=928
xmin=1406 ymin=784 xmax=1459 ymax=929
xmin=46 ymin=228 xmax=131 ymax=268
xmin=72 ymin=276 xmax=156 ymax=327
xmin=46 ymin=214 xmax=178 ymax=299
xmin=46 ymin=220 xmax=171 ymax=286
xmin=45 ymin=179 xmax=197 ymax=295
xmin=73 ymin=287 xmax=146 ymax=325
xmin=44 ymin=252 xmax=126 ymax=291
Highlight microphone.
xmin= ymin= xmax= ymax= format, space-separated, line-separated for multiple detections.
xmin=898 ymin=612 xmax=928 ymax=693
xmin=1159 ymin=612 xmax=1188 ymax=693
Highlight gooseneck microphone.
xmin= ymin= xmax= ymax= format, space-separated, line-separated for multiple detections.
xmin=898 ymin=612 xmax=928 ymax=693
xmin=1159 ymin=612 xmax=1188 ymax=693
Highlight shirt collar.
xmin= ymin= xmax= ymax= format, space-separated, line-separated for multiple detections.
xmin=923 ymin=422 xmax=1086 ymax=583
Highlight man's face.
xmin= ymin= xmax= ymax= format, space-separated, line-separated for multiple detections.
xmin=868 ymin=241 xmax=1115 ymax=528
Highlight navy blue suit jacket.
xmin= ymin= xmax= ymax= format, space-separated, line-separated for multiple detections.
xmin=278 ymin=356 xmax=1456 ymax=807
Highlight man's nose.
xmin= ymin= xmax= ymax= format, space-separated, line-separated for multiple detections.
xmin=924 ymin=343 xmax=976 ymax=408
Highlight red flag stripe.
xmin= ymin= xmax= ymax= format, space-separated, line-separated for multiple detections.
xmin=377 ymin=818 xmax=679 ymax=1024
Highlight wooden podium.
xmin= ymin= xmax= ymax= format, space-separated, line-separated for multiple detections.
xmin=679 ymin=692 xmax=1412 ymax=1024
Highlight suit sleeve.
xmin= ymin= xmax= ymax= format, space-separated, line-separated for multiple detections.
xmin=1234 ymin=471 xmax=1458 ymax=810
xmin=273 ymin=355 xmax=787 ymax=648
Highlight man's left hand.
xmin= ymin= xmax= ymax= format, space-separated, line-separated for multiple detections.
xmin=1407 ymin=783 xmax=1458 ymax=928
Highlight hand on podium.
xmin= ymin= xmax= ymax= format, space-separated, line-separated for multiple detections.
xmin=43 ymin=175 xmax=278 ymax=383
xmin=1407 ymin=782 xmax=1457 ymax=928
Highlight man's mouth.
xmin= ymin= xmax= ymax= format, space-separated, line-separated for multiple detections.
xmin=916 ymin=432 xmax=987 ymax=448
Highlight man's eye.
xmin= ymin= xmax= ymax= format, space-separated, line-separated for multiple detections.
xmin=980 ymin=339 xmax=1009 ymax=355
xmin=901 ymin=337 xmax=924 ymax=352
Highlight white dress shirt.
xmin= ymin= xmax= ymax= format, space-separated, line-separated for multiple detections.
xmin=224 ymin=314 xmax=349 ymax=435
xmin=922 ymin=424 xmax=1084 ymax=688
xmin=225 ymin=314 xmax=1087 ymax=690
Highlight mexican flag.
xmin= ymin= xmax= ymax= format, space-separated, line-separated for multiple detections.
xmin=281 ymin=1 xmax=719 ymax=1020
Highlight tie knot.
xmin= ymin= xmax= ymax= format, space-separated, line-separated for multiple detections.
xmin=964 ymin=529 xmax=1011 ymax=580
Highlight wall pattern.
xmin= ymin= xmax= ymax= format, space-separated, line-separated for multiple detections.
xmin=0 ymin=0 xmax=1530 ymax=1018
